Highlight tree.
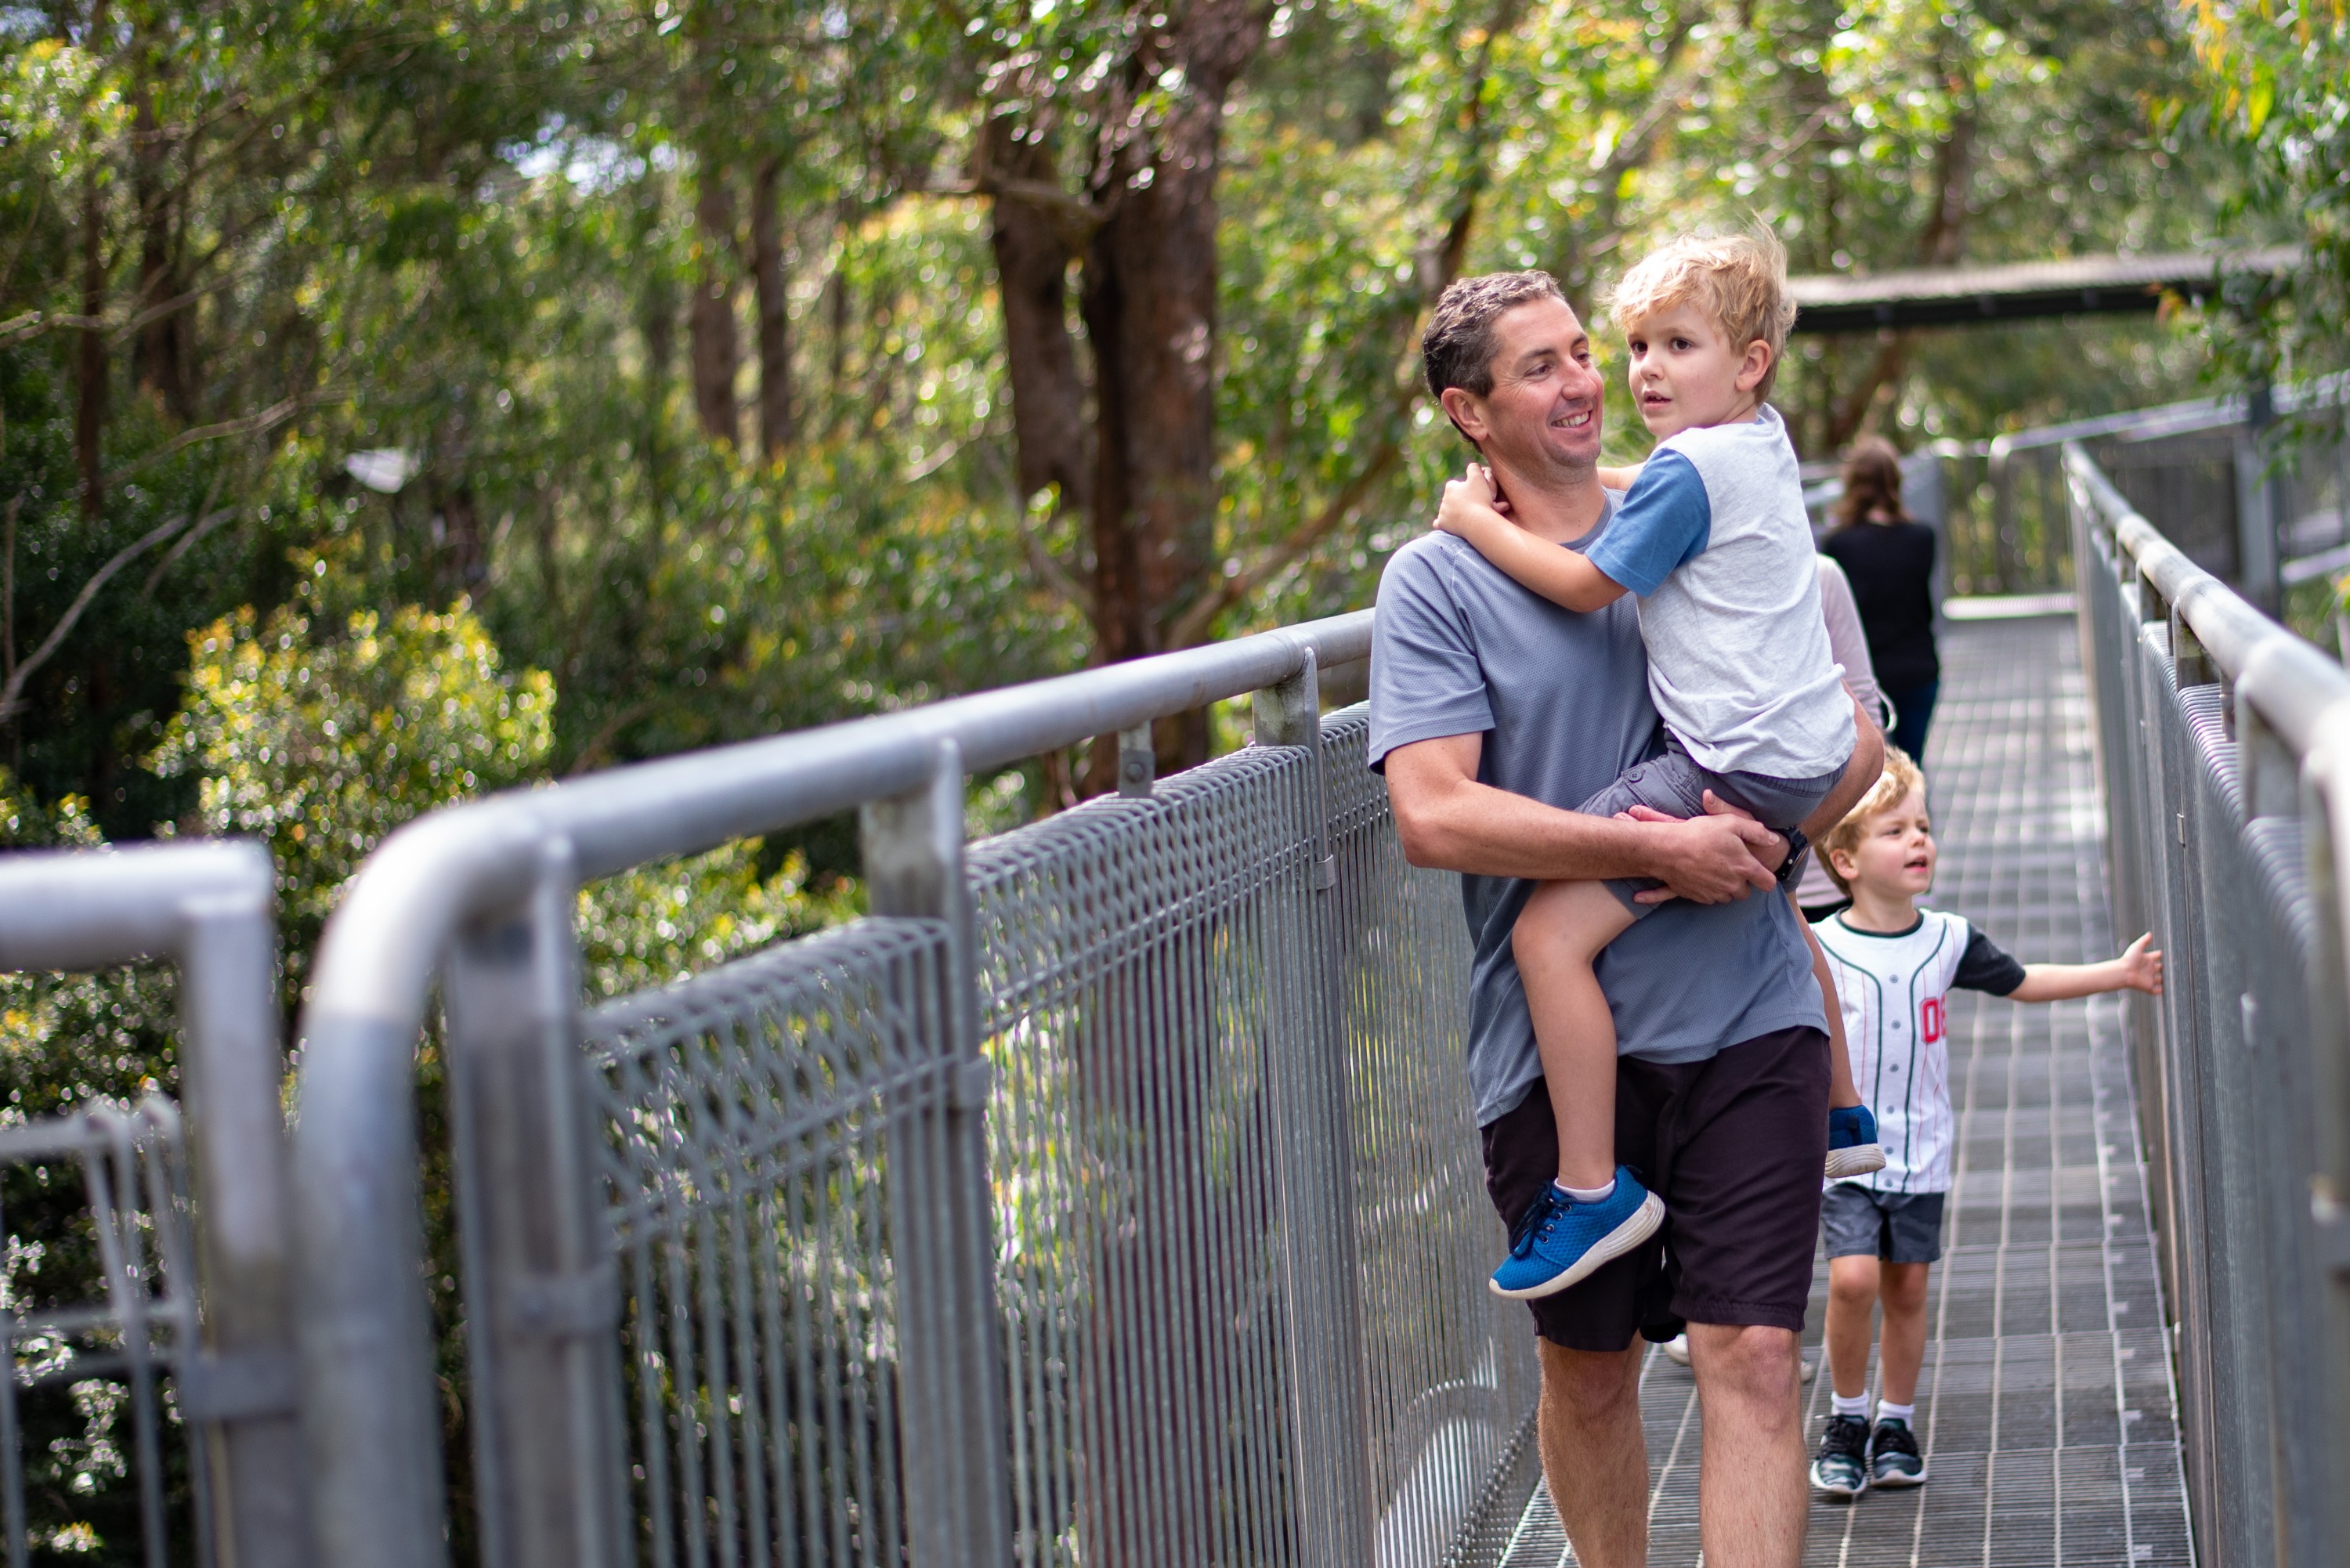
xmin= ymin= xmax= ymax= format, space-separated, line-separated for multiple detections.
xmin=2182 ymin=0 xmax=2350 ymax=380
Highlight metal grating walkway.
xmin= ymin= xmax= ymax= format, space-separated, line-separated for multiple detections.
xmin=1497 ymin=616 xmax=2194 ymax=1567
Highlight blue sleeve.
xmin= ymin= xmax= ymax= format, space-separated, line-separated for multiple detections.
xmin=1583 ymin=449 xmax=1711 ymax=598
xmin=1367 ymin=543 xmax=1495 ymax=771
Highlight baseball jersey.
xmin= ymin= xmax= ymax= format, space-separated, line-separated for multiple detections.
xmin=1813 ymin=909 xmax=2026 ymax=1193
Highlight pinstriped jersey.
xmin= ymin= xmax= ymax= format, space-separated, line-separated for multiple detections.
xmin=1813 ymin=909 xmax=2025 ymax=1194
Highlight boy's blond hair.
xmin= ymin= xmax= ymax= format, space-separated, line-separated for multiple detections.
xmin=1608 ymin=226 xmax=1798 ymax=399
xmin=1818 ymin=746 xmax=1927 ymax=895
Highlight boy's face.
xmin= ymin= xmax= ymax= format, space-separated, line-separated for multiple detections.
xmin=1621 ymin=302 xmax=1773 ymax=439
xmin=1830 ymin=788 xmax=1936 ymax=901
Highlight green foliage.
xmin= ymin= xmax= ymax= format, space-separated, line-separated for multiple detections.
xmin=151 ymin=563 xmax=554 ymax=966
xmin=577 ymin=844 xmax=859 ymax=1001
xmin=2182 ymin=0 xmax=2350 ymax=379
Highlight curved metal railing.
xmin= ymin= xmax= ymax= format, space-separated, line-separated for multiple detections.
xmin=291 ymin=610 xmax=1542 ymax=1568
xmin=0 ymin=842 xmax=302 ymax=1568
xmin=2067 ymin=441 xmax=2350 ymax=1568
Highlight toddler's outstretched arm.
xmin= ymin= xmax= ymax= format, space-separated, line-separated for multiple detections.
xmin=1432 ymin=464 xmax=1629 ymax=612
xmin=2008 ymin=932 xmax=2164 ymax=1002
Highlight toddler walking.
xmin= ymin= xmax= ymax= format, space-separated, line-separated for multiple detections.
xmin=1433 ymin=227 xmax=1882 ymax=1300
xmin=1806 ymin=747 xmax=2162 ymax=1496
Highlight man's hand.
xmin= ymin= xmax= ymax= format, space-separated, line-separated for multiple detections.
xmin=1617 ymin=793 xmax=1781 ymax=905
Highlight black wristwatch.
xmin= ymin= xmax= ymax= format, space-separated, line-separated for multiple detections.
xmin=1775 ymin=826 xmax=1810 ymax=890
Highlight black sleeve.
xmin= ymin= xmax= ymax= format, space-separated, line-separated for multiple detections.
xmin=1953 ymin=927 xmax=2026 ymax=995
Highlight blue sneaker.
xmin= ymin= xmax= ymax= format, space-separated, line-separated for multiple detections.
xmin=1489 ymin=1168 xmax=1664 ymax=1300
xmin=1826 ymin=1105 xmax=1885 ymax=1180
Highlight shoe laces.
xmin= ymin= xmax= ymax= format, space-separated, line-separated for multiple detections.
xmin=1508 ymin=1189 xmax=1567 ymax=1259
xmin=1823 ymin=1415 xmax=1868 ymax=1456
xmin=1872 ymin=1419 xmax=1920 ymax=1458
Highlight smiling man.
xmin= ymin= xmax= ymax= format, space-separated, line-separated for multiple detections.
xmin=1368 ymin=270 xmax=1881 ymax=1568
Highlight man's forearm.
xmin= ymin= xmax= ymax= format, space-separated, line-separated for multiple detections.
xmin=1800 ymin=697 xmax=1885 ymax=841
xmin=1397 ymin=772 xmax=1676 ymax=882
xmin=1386 ymin=733 xmax=1781 ymax=903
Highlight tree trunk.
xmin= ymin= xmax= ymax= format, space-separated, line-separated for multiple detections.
xmin=750 ymin=157 xmax=794 ymax=461
xmin=690 ymin=162 xmax=741 ymax=446
xmin=132 ymin=47 xmax=193 ymax=424
xmin=986 ymin=123 xmax=1092 ymax=511
xmin=76 ymin=0 xmax=108 ymax=520
xmin=1074 ymin=1 xmax=1266 ymax=783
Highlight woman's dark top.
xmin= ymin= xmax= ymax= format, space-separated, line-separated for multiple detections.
xmin=1822 ymin=518 xmax=1939 ymax=689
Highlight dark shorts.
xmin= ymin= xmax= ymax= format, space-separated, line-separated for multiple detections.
xmin=1574 ymin=740 xmax=1847 ymax=918
xmin=1480 ymin=1024 xmax=1831 ymax=1350
xmin=1821 ymin=1183 xmax=1946 ymax=1264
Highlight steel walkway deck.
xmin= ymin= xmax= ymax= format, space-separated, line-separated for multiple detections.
xmin=1498 ymin=615 xmax=2195 ymax=1567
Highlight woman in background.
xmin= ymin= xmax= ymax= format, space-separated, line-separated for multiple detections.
xmin=1823 ymin=436 xmax=1940 ymax=762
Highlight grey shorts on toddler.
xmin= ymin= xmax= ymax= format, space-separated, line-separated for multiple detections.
xmin=1575 ymin=735 xmax=1846 ymax=916
xmin=1821 ymin=1183 xmax=1946 ymax=1265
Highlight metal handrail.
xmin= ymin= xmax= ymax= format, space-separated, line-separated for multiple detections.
xmin=291 ymin=610 xmax=1374 ymax=1568
xmin=2066 ymin=438 xmax=2350 ymax=1566
xmin=2067 ymin=444 xmax=2350 ymax=774
xmin=0 ymin=840 xmax=303 ymax=1568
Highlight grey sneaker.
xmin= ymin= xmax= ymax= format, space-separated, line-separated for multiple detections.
xmin=1811 ymin=1414 xmax=1869 ymax=1500
xmin=1868 ymin=1418 xmax=1927 ymax=1487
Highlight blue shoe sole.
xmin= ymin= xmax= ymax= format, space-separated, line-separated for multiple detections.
xmin=1488 ymin=1190 xmax=1665 ymax=1301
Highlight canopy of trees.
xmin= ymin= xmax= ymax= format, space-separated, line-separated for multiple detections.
xmin=0 ymin=0 xmax=2314 ymax=922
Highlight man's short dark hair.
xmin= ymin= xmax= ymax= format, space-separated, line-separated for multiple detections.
xmin=1421 ymin=270 xmax=1567 ymax=405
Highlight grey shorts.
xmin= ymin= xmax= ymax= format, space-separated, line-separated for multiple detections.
xmin=1821 ymin=1183 xmax=1946 ymax=1264
xmin=1576 ymin=739 xmax=1846 ymax=917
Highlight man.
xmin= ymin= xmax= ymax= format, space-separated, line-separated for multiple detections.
xmin=1369 ymin=270 xmax=1883 ymax=1568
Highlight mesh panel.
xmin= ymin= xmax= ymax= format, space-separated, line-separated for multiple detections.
xmin=585 ymin=918 xmax=958 ymax=1568
xmin=0 ymin=1099 xmax=202 ymax=1568
xmin=971 ymin=742 xmax=1319 ymax=1568
xmin=966 ymin=720 xmax=1523 ymax=1568
xmin=1320 ymin=706 xmax=1542 ymax=1567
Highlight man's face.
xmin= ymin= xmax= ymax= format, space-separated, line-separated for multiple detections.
xmin=1441 ymin=298 xmax=1605 ymax=476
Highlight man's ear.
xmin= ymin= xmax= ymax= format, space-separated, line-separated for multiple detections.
xmin=1438 ymin=385 xmax=1491 ymax=444
xmin=1736 ymin=338 xmax=1774 ymax=395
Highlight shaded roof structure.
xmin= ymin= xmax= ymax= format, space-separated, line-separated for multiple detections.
xmin=1788 ymin=245 xmax=2303 ymax=334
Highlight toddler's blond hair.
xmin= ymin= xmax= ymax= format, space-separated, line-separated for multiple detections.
xmin=1818 ymin=746 xmax=1927 ymax=896
xmin=1608 ymin=226 xmax=1798 ymax=399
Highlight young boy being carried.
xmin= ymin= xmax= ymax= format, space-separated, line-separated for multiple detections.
xmin=1806 ymin=747 xmax=2163 ymax=1498
xmin=1432 ymin=226 xmax=1882 ymax=1301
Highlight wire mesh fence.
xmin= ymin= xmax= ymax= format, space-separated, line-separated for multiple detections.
xmin=0 ymin=844 xmax=300 ymax=1568
xmin=2070 ymin=438 xmax=2350 ymax=1568
xmin=548 ymin=695 xmax=1523 ymax=1568
xmin=0 ymin=1101 xmax=201 ymax=1568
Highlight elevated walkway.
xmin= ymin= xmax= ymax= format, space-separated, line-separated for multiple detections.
xmin=1502 ymin=616 xmax=2193 ymax=1566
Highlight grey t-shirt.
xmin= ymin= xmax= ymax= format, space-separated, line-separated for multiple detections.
xmin=1367 ymin=507 xmax=1826 ymax=1128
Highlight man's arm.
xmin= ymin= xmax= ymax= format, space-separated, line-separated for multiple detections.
xmin=1799 ymin=695 xmax=1885 ymax=842
xmin=1385 ymin=732 xmax=1781 ymax=903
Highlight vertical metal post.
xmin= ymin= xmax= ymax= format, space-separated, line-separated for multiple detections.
xmin=441 ymin=837 xmax=629 ymax=1568
xmin=1118 ymin=723 xmax=1155 ymax=798
xmin=860 ymin=741 xmax=1012 ymax=1568
xmin=1252 ymin=652 xmax=1371 ymax=1567
xmin=2235 ymin=385 xmax=2283 ymax=612
xmin=176 ymin=888 xmax=309 ymax=1568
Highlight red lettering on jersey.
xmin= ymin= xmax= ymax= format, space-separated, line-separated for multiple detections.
xmin=1921 ymin=997 xmax=1944 ymax=1043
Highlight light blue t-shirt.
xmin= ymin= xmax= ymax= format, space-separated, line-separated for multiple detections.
xmin=1367 ymin=500 xmax=1827 ymax=1128
xmin=1584 ymin=405 xmax=1853 ymax=780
